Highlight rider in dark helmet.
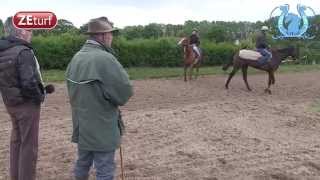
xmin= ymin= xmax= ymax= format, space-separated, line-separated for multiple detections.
xmin=256 ymin=26 xmax=272 ymax=65
xmin=189 ymin=28 xmax=201 ymax=64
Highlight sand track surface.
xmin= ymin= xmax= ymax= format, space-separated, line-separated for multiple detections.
xmin=1 ymin=72 xmax=320 ymax=180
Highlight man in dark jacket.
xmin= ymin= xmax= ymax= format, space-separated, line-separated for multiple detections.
xmin=0 ymin=17 xmax=48 ymax=180
xmin=256 ymin=26 xmax=272 ymax=65
xmin=189 ymin=28 xmax=201 ymax=64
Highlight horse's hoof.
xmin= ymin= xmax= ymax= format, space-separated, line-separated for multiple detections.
xmin=264 ymin=89 xmax=272 ymax=94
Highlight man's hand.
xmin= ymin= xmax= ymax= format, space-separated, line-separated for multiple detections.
xmin=45 ymin=84 xmax=55 ymax=94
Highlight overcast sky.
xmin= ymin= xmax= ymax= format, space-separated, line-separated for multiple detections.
xmin=0 ymin=0 xmax=319 ymax=28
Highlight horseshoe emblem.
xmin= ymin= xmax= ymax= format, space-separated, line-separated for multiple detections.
xmin=270 ymin=4 xmax=316 ymax=39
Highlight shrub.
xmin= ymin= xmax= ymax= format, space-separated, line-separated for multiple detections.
xmin=32 ymin=33 xmax=85 ymax=69
xmin=32 ymin=34 xmax=237 ymax=69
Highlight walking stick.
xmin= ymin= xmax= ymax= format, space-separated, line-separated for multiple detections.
xmin=118 ymin=109 xmax=125 ymax=180
xmin=120 ymin=146 xmax=125 ymax=180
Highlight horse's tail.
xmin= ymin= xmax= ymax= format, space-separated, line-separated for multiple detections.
xmin=222 ymin=51 xmax=238 ymax=71
xmin=222 ymin=61 xmax=233 ymax=71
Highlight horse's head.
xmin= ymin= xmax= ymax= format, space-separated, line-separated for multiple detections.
xmin=177 ymin=37 xmax=190 ymax=47
xmin=277 ymin=46 xmax=299 ymax=60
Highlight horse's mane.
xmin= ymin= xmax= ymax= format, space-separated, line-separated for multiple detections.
xmin=272 ymin=46 xmax=294 ymax=54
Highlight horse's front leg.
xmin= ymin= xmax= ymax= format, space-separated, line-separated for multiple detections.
xmin=184 ymin=65 xmax=187 ymax=82
xmin=271 ymin=73 xmax=275 ymax=85
xmin=265 ymin=71 xmax=273 ymax=94
xmin=189 ymin=63 xmax=194 ymax=81
xmin=195 ymin=65 xmax=199 ymax=79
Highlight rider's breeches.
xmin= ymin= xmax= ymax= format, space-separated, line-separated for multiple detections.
xmin=257 ymin=48 xmax=272 ymax=64
xmin=192 ymin=44 xmax=201 ymax=58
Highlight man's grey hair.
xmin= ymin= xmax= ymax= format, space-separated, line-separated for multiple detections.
xmin=4 ymin=17 xmax=22 ymax=37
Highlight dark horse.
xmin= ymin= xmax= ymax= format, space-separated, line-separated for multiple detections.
xmin=178 ymin=37 xmax=202 ymax=82
xmin=223 ymin=46 xmax=297 ymax=94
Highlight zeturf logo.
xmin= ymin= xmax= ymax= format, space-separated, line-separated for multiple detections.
xmin=270 ymin=4 xmax=316 ymax=39
xmin=13 ymin=11 xmax=57 ymax=29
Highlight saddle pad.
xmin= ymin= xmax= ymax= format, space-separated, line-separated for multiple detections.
xmin=239 ymin=50 xmax=262 ymax=61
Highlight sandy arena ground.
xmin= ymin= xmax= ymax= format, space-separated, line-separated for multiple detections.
xmin=1 ymin=71 xmax=320 ymax=180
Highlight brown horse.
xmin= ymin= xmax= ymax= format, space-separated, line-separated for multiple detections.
xmin=223 ymin=46 xmax=297 ymax=94
xmin=178 ymin=37 xmax=202 ymax=82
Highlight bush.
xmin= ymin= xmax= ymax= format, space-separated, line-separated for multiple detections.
xmin=32 ymin=33 xmax=85 ymax=69
xmin=113 ymin=37 xmax=182 ymax=67
xmin=201 ymin=41 xmax=237 ymax=65
xmin=32 ymin=34 xmax=237 ymax=69
xmin=113 ymin=38 xmax=237 ymax=67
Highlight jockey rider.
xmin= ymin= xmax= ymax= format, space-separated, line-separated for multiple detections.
xmin=256 ymin=26 xmax=272 ymax=65
xmin=190 ymin=28 xmax=201 ymax=63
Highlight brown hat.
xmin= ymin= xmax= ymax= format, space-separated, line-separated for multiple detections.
xmin=85 ymin=17 xmax=119 ymax=34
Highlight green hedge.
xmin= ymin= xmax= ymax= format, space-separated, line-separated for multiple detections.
xmin=201 ymin=41 xmax=237 ymax=65
xmin=32 ymin=33 xmax=86 ymax=69
xmin=112 ymin=37 xmax=182 ymax=67
xmin=32 ymin=34 xmax=237 ymax=69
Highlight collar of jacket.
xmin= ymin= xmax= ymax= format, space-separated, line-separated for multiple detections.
xmin=0 ymin=36 xmax=33 ymax=51
xmin=86 ymin=39 xmax=116 ymax=56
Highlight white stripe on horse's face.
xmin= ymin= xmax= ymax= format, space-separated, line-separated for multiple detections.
xmin=177 ymin=38 xmax=185 ymax=45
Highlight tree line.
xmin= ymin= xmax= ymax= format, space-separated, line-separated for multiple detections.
xmin=0 ymin=16 xmax=319 ymax=69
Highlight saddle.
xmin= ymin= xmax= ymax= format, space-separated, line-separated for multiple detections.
xmin=239 ymin=49 xmax=262 ymax=61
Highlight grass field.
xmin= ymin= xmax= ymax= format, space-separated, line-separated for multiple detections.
xmin=42 ymin=64 xmax=320 ymax=82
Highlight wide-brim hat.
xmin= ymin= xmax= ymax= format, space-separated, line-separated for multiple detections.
xmin=85 ymin=17 xmax=119 ymax=34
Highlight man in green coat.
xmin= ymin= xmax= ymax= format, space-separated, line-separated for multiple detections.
xmin=66 ymin=17 xmax=133 ymax=180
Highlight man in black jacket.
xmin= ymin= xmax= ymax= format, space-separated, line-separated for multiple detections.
xmin=0 ymin=17 xmax=50 ymax=180
xmin=189 ymin=28 xmax=201 ymax=64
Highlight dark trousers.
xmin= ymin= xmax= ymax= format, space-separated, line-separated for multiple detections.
xmin=257 ymin=48 xmax=272 ymax=65
xmin=5 ymin=102 xmax=41 ymax=180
